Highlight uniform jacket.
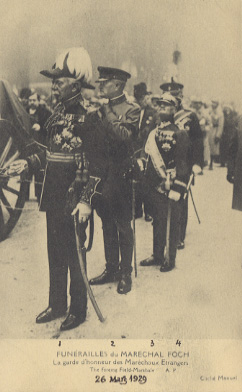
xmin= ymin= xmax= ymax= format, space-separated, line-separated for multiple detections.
xmin=26 ymin=94 xmax=108 ymax=212
xmin=175 ymin=106 xmax=204 ymax=168
xmin=98 ymin=93 xmax=140 ymax=215
xmin=227 ymin=115 xmax=242 ymax=211
xmin=143 ymin=120 xmax=191 ymax=194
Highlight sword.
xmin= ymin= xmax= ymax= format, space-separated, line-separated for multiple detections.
xmin=189 ymin=187 xmax=201 ymax=224
xmin=165 ymin=198 xmax=172 ymax=263
xmin=165 ymin=171 xmax=172 ymax=263
xmin=86 ymin=210 xmax=94 ymax=252
xmin=184 ymin=173 xmax=194 ymax=200
xmin=184 ymin=173 xmax=201 ymax=224
xmin=74 ymin=215 xmax=105 ymax=322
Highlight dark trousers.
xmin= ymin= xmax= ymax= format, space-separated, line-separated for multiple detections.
xmin=46 ymin=209 xmax=87 ymax=316
xmin=35 ymin=170 xmax=44 ymax=203
xmin=179 ymin=196 xmax=188 ymax=242
xmin=96 ymin=198 xmax=133 ymax=274
xmin=135 ymin=184 xmax=150 ymax=217
xmin=143 ymin=188 xmax=181 ymax=262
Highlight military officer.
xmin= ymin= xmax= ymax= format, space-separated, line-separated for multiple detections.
xmin=160 ymin=80 xmax=203 ymax=249
xmin=8 ymin=47 xmax=107 ymax=330
xmin=89 ymin=66 xmax=140 ymax=294
xmin=139 ymin=93 xmax=191 ymax=271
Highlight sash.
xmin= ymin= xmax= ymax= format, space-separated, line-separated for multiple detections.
xmin=174 ymin=109 xmax=192 ymax=130
xmin=145 ymin=128 xmax=167 ymax=179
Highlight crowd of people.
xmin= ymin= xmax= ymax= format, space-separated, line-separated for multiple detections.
xmin=8 ymin=46 xmax=240 ymax=332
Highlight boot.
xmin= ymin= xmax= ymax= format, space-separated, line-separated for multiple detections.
xmin=89 ymin=268 xmax=120 ymax=285
xmin=117 ymin=272 xmax=132 ymax=294
xmin=160 ymin=259 xmax=175 ymax=272
xmin=140 ymin=255 xmax=161 ymax=266
xmin=60 ymin=312 xmax=86 ymax=331
xmin=145 ymin=213 xmax=153 ymax=222
xmin=36 ymin=306 xmax=66 ymax=323
xmin=61 ymin=293 xmax=87 ymax=331
xmin=177 ymin=240 xmax=185 ymax=250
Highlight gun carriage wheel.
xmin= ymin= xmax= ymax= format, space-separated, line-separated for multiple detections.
xmin=0 ymin=119 xmax=28 ymax=241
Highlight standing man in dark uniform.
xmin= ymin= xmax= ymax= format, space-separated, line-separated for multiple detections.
xmin=133 ymin=82 xmax=157 ymax=221
xmin=139 ymin=93 xmax=191 ymax=270
xmin=8 ymin=47 xmax=107 ymax=331
xmin=89 ymin=67 xmax=140 ymax=294
xmin=160 ymin=80 xmax=203 ymax=249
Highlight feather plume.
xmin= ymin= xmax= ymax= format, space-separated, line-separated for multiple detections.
xmin=55 ymin=47 xmax=92 ymax=82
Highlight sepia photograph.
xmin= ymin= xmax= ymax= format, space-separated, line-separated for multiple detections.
xmin=0 ymin=0 xmax=241 ymax=391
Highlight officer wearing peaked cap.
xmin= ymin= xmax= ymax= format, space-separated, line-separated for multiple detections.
xmin=160 ymin=80 xmax=184 ymax=95
xmin=89 ymin=66 xmax=140 ymax=294
xmin=8 ymin=47 xmax=108 ymax=330
xmin=139 ymin=93 xmax=191 ymax=271
xmin=161 ymin=79 xmax=204 ymax=250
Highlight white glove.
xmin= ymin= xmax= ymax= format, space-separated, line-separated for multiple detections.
xmin=192 ymin=164 xmax=202 ymax=175
xmin=136 ymin=158 xmax=145 ymax=172
xmin=6 ymin=159 xmax=28 ymax=176
xmin=168 ymin=190 xmax=181 ymax=202
xmin=72 ymin=202 xmax=92 ymax=223
xmin=32 ymin=123 xmax=41 ymax=131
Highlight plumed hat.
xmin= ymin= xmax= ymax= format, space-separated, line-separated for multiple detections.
xmin=40 ymin=47 xmax=95 ymax=89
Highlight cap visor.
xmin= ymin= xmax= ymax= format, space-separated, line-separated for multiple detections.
xmin=157 ymin=100 xmax=173 ymax=106
xmin=95 ymin=78 xmax=109 ymax=83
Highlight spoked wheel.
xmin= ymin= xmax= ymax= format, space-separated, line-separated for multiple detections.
xmin=0 ymin=120 xmax=28 ymax=241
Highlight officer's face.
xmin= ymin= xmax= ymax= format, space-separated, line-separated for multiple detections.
xmin=52 ymin=78 xmax=80 ymax=102
xmin=158 ymin=103 xmax=176 ymax=116
xmin=98 ymin=79 xmax=120 ymax=99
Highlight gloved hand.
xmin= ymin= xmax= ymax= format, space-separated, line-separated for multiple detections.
xmin=32 ymin=123 xmax=41 ymax=131
xmin=6 ymin=159 xmax=28 ymax=176
xmin=136 ymin=158 xmax=145 ymax=172
xmin=192 ymin=164 xmax=202 ymax=175
xmin=214 ymin=136 xmax=220 ymax=144
xmin=168 ymin=190 xmax=181 ymax=201
xmin=72 ymin=202 xmax=92 ymax=223
xmin=226 ymin=174 xmax=234 ymax=184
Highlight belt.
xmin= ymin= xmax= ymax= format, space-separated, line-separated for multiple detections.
xmin=46 ymin=150 xmax=82 ymax=163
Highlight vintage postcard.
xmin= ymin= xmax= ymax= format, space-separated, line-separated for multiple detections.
xmin=0 ymin=0 xmax=241 ymax=391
